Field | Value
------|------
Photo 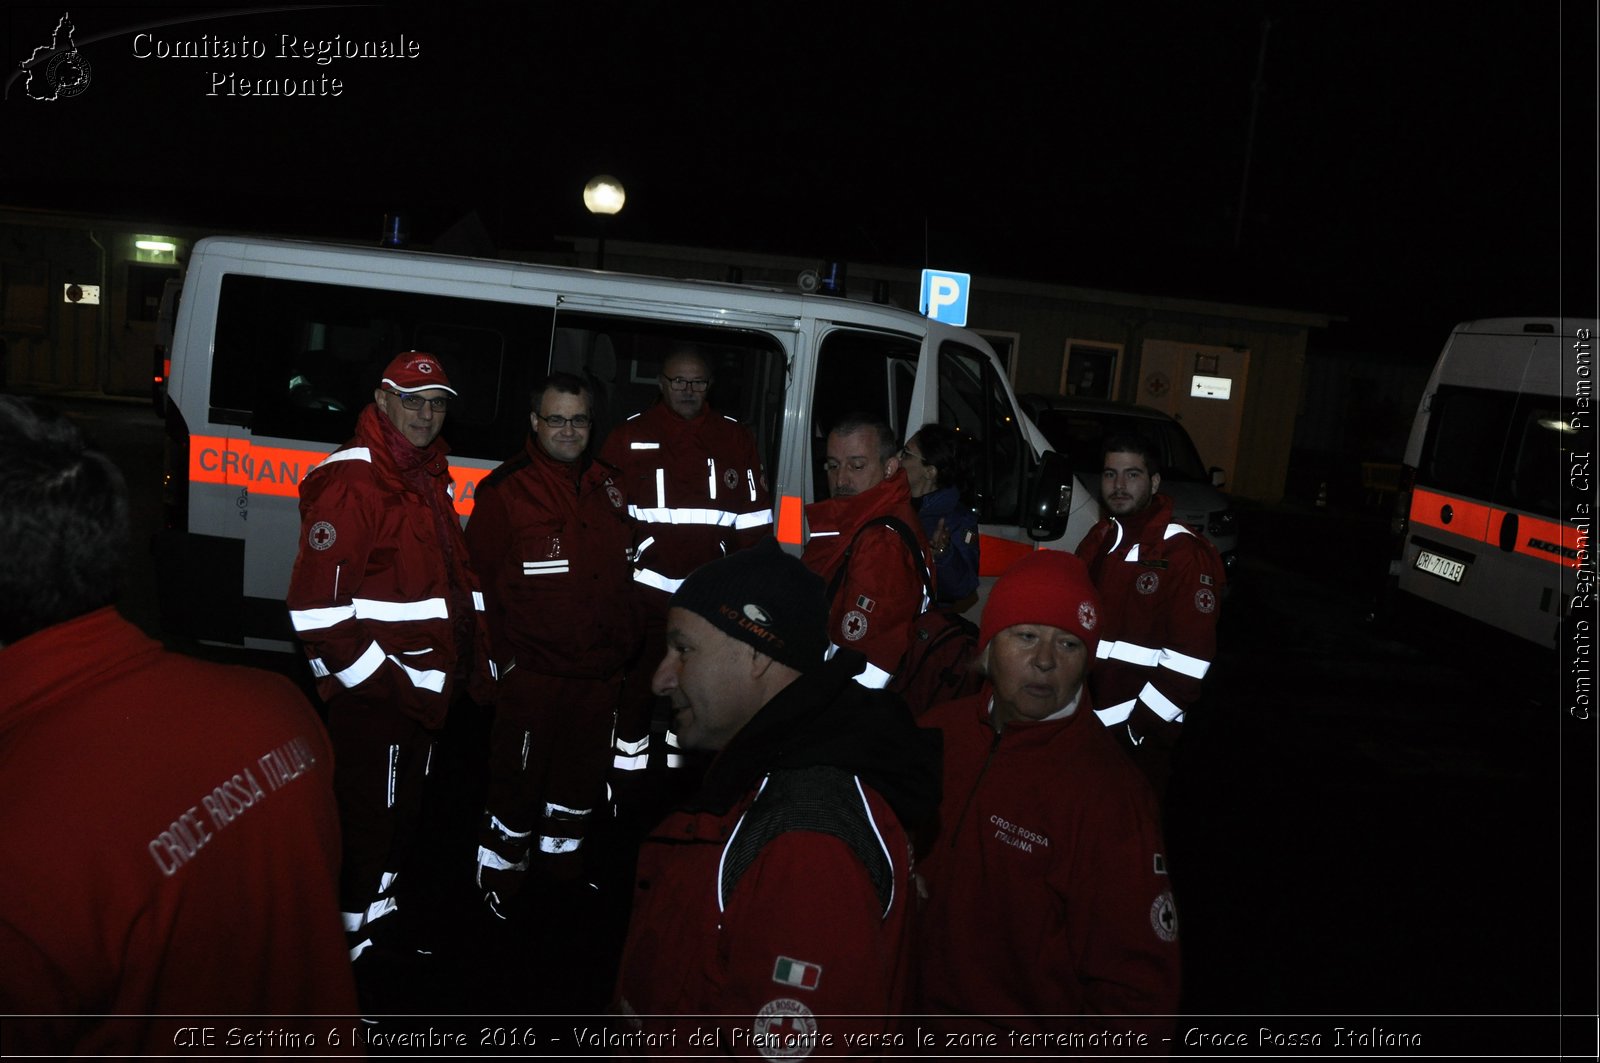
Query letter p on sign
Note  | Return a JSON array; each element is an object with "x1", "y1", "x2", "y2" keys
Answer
[{"x1": 920, "y1": 269, "x2": 971, "y2": 326}]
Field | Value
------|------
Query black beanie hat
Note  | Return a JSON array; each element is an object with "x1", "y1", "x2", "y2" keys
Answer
[{"x1": 671, "y1": 539, "x2": 829, "y2": 672}]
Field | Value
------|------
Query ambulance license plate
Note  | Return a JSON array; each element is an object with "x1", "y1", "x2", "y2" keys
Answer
[{"x1": 1414, "y1": 550, "x2": 1466, "y2": 584}]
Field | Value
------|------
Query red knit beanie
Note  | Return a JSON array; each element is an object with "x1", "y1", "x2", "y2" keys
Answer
[{"x1": 978, "y1": 550, "x2": 1103, "y2": 656}]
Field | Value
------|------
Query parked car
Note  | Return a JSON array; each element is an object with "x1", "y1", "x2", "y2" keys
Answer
[{"x1": 1020, "y1": 393, "x2": 1238, "y2": 572}]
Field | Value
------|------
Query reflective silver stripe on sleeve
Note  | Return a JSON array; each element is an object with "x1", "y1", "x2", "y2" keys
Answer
[
  {"x1": 473, "y1": 591, "x2": 485, "y2": 611},
  {"x1": 1159, "y1": 647, "x2": 1211, "y2": 678},
  {"x1": 1094, "y1": 697, "x2": 1137, "y2": 726},
  {"x1": 735, "y1": 508, "x2": 774, "y2": 530},
  {"x1": 388, "y1": 655, "x2": 447, "y2": 693},
  {"x1": 1097, "y1": 639, "x2": 1163, "y2": 668},
  {"x1": 633, "y1": 567, "x2": 684, "y2": 594},
  {"x1": 523, "y1": 560, "x2": 571, "y2": 575},
  {"x1": 334, "y1": 641, "x2": 387, "y2": 688},
  {"x1": 538, "y1": 836, "x2": 582, "y2": 854},
  {"x1": 544, "y1": 801, "x2": 590, "y2": 818},
  {"x1": 614, "y1": 735, "x2": 650, "y2": 772},
  {"x1": 630, "y1": 441, "x2": 660, "y2": 450},
  {"x1": 854, "y1": 659, "x2": 893, "y2": 689},
  {"x1": 1138, "y1": 681, "x2": 1187, "y2": 723},
  {"x1": 352, "y1": 596, "x2": 449, "y2": 622},
  {"x1": 1163, "y1": 523, "x2": 1193, "y2": 539},
  {"x1": 308, "y1": 657, "x2": 331, "y2": 678},
  {"x1": 319, "y1": 447, "x2": 372, "y2": 467},
  {"x1": 475, "y1": 846, "x2": 529, "y2": 873},
  {"x1": 290, "y1": 604, "x2": 356, "y2": 632}
]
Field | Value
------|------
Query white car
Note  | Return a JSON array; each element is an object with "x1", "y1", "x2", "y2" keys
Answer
[{"x1": 1020, "y1": 394, "x2": 1239, "y2": 573}]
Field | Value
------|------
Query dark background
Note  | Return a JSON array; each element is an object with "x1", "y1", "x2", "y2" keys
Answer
[{"x1": 4, "y1": 1, "x2": 1596, "y2": 356}]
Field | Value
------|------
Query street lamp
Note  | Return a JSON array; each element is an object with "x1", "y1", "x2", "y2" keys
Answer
[{"x1": 583, "y1": 174, "x2": 625, "y2": 269}]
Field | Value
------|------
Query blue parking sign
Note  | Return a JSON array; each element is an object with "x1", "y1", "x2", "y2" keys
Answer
[{"x1": 920, "y1": 269, "x2": 971, "y2": 326}]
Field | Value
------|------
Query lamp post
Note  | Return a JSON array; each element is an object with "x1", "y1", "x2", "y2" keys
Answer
[{"x1": 583, "y1": 174, "x2": 626, "y2": 269}]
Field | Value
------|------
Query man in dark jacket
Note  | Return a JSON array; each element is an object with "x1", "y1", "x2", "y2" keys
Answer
[
  {"x1": 467, "y1": 372, "x2": 641, "y2": 912},
  {"x1": 613, "y1": 540, "x2": 940, "y2": 1048}
]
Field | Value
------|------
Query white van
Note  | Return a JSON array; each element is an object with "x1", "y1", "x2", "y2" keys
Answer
[
  {"x1": 1392, "y1": 317, "x2": 1593, "y2": 648},
  {"x1": 154, "y1": 235, "x2": 1097, "y2": 651}
]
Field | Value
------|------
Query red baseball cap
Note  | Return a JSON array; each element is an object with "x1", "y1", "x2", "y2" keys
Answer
[{"x1": 380, "y1": 351, "x2": 457, "y2": 396}]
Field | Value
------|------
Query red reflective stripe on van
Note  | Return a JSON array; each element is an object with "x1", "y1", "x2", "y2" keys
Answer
[
  {"x1": 1411, "y1": 488, "x2": 1576, "y2": 568},
  {"x1": 1408, "y1": 488, "x2": 1492, "y2": 542},
  {"x1": 776, "y1": 494, "x2": 805, "y2": 545},
  {"x1": 978, "y1": 534, "x2": 1039, "y2": 576},
  {"x1": 188, "y1": 435, "x2": 484, "y2": 516},
  {"x1": 1510, "y1": 512, "x2": 1581, "y2": 567}
]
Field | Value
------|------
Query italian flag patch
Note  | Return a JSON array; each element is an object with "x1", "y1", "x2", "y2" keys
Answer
[{"x1": 772, "y1": 956, "x2": 822, "y2": 990}]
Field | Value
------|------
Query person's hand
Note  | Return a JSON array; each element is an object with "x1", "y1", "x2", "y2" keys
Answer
[{"x1": 931, "y1": 517, "x2": 950, "y2": 560}]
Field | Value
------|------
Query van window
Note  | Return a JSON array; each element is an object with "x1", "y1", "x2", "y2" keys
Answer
[
  {"x1": 811, "y1": 327, "x2": 920, "y2": 499},
  {"x1": 1419, "y1": 384, "x2": 1567, "y2": 518},
  {"x1": 1031, "y1": 408, "x2": 1210, "y2": 483},
  {"x1": 211, "y1": 275, "x2": 552, "y2": 457},
  {"x1": 552, "y1": 311, "x2": 787, "y2": 479},
  {"x1": 938, "y1": 341, "x2": 1026, "y2": 523}
]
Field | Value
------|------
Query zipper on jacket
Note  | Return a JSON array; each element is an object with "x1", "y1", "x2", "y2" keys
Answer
[{"x1": 948, "y1": 725, "x2": 1004, "y2": 849}]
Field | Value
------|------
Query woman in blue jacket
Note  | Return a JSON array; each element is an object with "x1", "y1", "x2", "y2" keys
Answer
[{"x1": 900, "y1": 423, "x2": 980, "y2": 608}]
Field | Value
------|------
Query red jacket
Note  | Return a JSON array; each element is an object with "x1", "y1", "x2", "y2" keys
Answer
[
  {"x1": 1074, "y1": 492, "x2": 1223, "y2": 747},
  {"x1": 287, "y1": 404, "x2": 493, "y2": 727},
  {"x1": 598, "y1": 402, "x2": 772, "y2": 604},
  {"x1": 614, "y1": 654, "x2": 938, "y2": 1052},
  {"x1": 0, "y1": 608, "x2": 358, "y2": 1055},
  {"x1": 802, "y1": 471, "x2": 930, "y2": 686},
  {"x1": 916, "y1": 691, "x2": 1180, "y2": 1038},
  {"x1": 464, "y1": 438, "x2": 641, "y2": 681}
]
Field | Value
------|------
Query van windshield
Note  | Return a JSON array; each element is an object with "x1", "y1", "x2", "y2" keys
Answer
[{"x1": 1032, "y1": 409, "x2": 1210, "y2": 483}]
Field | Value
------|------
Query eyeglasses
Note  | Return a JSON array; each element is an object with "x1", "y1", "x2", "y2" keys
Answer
[
  {"x1": 536, "y1": 413, "x2": 592, "y2": 429},
  {"x1": 899, "y1": 447, "x2": 926, "y2": 463},
  {"x1": 664, "y1": 377, "x2": 710, "y2": 392},
  {"x1": 386, "y1": 389, "x2": 448, "y2": 412}
]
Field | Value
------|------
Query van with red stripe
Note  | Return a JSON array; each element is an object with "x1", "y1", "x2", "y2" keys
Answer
[
  {"x1": 154, "y1": 236, "x2": 1098, "y2": 651},
  {"x1": 1392, "y1": 317, "x2": 1593, "y2": 648}
]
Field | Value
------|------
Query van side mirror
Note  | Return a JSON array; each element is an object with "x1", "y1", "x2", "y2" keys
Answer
[
  {"x1": 1210, "y1": 466, "x2": 1226, "y2": 489},
  {"x1": 1025, "y1": 449, "x2": 1073, "y2": 541}
]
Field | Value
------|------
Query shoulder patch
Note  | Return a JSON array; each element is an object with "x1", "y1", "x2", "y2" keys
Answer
[
  {"x1": 753, "y1": 998, "x2": 818, "y2": 1059},
  {"x1": 722, "y1": 766, "x2": 894, "y2": 917}
]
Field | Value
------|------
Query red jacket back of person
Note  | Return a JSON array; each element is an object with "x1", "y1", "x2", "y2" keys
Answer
[
  {"x1": 465, "y1": 438, "x2": 641, "y2": 680},
  {"x1": 916, "y1": 691, "x2": 1180, "y2": 1039},
  {"x1": 288, "y1": 404, "x2": 493, "y2": 726},
  {"x1": 0, "y1": 608, "x2": 359, "y2": 1055},
  {"x1": 802, "y1": 470, "x2": 930, "y2": 687},
  {"x1": 598, "y1": 402, "x2": 772, "y2": 602}
]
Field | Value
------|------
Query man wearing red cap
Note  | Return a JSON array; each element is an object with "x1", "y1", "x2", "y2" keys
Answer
[
  {"x1": 915, "y1": 550, "x2": 1180, "y2": 1040},
  {"x1": 286, "y1": 351, "x2": 493, "y2": 995}
]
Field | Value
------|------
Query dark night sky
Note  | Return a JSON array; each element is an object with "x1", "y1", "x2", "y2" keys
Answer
[{"x1": 4, "y1": 1, "x2": 1596, "y2": 354}]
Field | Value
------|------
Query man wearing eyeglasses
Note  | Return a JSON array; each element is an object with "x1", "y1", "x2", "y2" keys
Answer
[
  {"x1": 801, "y1": 414, "x2": 931, "y2": 689},
  {"x1": 467, "y1": 371, "x2": 641, "y2": 916},
  {"x1": 598, "y1": 347, "x2": 772, "y2": 821},
  {"x1": 286, "y1": 351, "x2": 493, "y2": 1007}
]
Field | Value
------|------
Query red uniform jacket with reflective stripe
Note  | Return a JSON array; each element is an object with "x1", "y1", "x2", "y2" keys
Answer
[
  {"x1": 916, "y1": 692, "x2": 1180, "y2": 1035},
  {"x1": 802, "y1": 471, "x2": 931, "y2": 682},
  {"x1": 1074, "y1": 492, "x2": 1223, "y2": 746},
  {"x1": 597, "y1": 402, "x2": 772, "y2": 606},
  {"x1": 0, "y1": 608, "x2": 359, "y2": 1055},
  {"x1": 465, "y1": 437, "x2": 641, "y2": 681},
  {"x1": 286, "y1": 405, "x2": 492, "y2": 727}
]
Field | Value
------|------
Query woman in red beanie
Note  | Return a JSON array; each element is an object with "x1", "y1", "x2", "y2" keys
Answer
[{"x1": 914, "y1": 550, "x2": 1181, "y2": 1042}]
